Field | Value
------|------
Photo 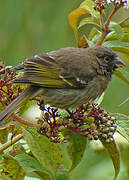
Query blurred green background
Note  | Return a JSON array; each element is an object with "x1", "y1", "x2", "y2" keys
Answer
[
  {"x1": 0, "y1": 0, "x2": 128, "y2": 115},
  {"x1": 0, "y1": 1, "x2": 129, "y2": 180}
]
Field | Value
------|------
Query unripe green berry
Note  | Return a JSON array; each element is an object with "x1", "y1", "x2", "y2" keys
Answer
[
  {"x1": 56, "y1": 117, "x2": 63, "y2": 124},
  {"x1": 90, "y1": 123, "x2": 96, "y2": 130},
  {"x1": 94, "y1": 135, "x2": 98, "y2": 140},
  {"x1": 108, "y1": 132, "x2": 113, "y2": 137},
  {"x1": 87, "y1": 134, "x2": 94, "y2": 140},
  {"x1": 102, "y1": 117, "x2": 108, "y2": 122},
  {"x1": 111, "y1": 116, "x2": 116, "y2": 121},
  {"x1": 107, "y1": 115, "x2": 111, "y2": 120},
  {"x1": 102, "y1": 127, "x2": 110, "y2": 133},
  {"x1": 110, "y1": 127, "x2": 116, "y2": 132},
  {"x1": 102, "y1": 133, "x2": 108, "y2": 139},
  {"x1": 42, "y1": 122, "x2": 48, "y2": 128},
  {"x1": 106, "y1": 121, "x2": 112, "y2": 127}
]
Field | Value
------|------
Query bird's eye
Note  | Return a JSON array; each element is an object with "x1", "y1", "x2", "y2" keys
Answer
[{"x1": 104, "y1": 56, "x2": 112, "y2": 62}]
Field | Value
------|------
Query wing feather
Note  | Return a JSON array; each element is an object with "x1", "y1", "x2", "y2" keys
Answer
[{"x1": 14, "y1": 53, "x2": 88, "y2": 89}]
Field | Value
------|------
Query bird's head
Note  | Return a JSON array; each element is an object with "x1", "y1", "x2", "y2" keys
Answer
[{"x1": 92, "y1": 46, "x2": 125, "y2": 77}]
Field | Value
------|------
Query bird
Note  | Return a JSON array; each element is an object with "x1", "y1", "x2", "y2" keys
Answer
[{"x1": 0, "y1": 46, "x2": 125, "y2": 123}]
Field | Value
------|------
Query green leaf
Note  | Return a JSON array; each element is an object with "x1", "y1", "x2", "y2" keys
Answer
[
  {"x1": 1, "y1": 174, "x2": 10, "y2": 180},
  {"x1": 103, "y1": 40, "x2": 129, "y2": 49},
  {"x1": 119, "y1": 18, "x2": 129, "y2": 28},
  {"x1": 94, "y1": 92, "x2": 105, "y2": 105},
  {"x1": 14, "y1": 153, "x2": 46, "y2": 172},
  {"x1": 105, "y1": 31, "x2": 118, "y2": 41},
  {"x1": 14, "y1": 153, "x2": 51, "y2": 180},
  {"x1": 114, "y1": 69, "x2": 129, "y2": 86},
  {"x1": 114, "y1": 113, "x2": 129, "y2": 142},
  {"x1": 109, "y1": 22, "x2": 124, "y2": 40},
  {"x1": 88, "y1": 27, "x2": 100, "y2": 41},
  {"x1": 111, "y1": 46, "x2": 129, "y2": 64},
  {"x1": 99, "y1": 138, "x2": 120, "y2": 180},
  {"x1": 123, "y1": 53, "x2": 129, "y2": 64},
  {"x1": 63, "y1": 130, "x2": 87, "y2": 171},
  {"x1": 78, "y1": 17, "x2": 100, "y2": 29},
  {"x1": 23, "y1": 127, "x2": 62, "y2": 178},
  {"x1": 18, "y1": 99, "x2": 35, "y2": 116},
  {"x1": 122, "y1": 32, "x2": 129, "y2": 43},
  {"x1": 103, "y1": 41, "x2": 129, "y2": 63},
  {"x1": 78, "y1": 35, "x2": 89, "y2": 48},
  {"x1": 69, "y1": 8, "x2": 91, "y2": 40},
  {"x1": 105, "y1": 31, "x2": 129, "y2": 43},
  {"x1": 2, "y1": 154, "x2": 25, "y2": 180},
  {"x1": 80, "y1": 0, "x2": 100, "y2": 18},
  {"x1": 56, "y1": 169, "x2": 71, "y2": 180}
]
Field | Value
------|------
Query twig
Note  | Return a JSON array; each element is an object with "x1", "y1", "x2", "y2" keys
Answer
[
  {"x1": 12, "y1": 113, "x2": 38, "y2": 126},
  {"x1": 0, "y1": 133, "x2": 23, "y2": 153},
  {"x1": 95, "y1": 3, "x2": 123, "y2": 46}
]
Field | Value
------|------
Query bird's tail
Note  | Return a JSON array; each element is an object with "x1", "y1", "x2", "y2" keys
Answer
[{"x1": 0, "y1": 86, "x2": 39, "y2": 123}]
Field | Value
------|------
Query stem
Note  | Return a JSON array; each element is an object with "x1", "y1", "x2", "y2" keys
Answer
[
  {"x1": 12, "y1": 113, "x2": 38, "y2": 126},
  {"x1": 95, "y1": 3, "x2": 123, "y2": 46},
  {"x1": 100, "y1": 11, "x2": 104, "y2": 28},
  {"x1": 0, "y1": 133, "x2": 23, "y2": 153}
]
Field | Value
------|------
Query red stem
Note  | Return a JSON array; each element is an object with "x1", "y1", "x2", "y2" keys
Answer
[
  {"x1": 12, "y1": 113, "x2": 38, "y2": 126},
  {"x1": 95, "y1": 3, "x2": 123, "y2": 46}
]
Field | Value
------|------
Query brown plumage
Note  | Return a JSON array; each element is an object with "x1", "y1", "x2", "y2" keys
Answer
[{"x1": 0, "y1": 46, "x2": 125, "y2": 123}]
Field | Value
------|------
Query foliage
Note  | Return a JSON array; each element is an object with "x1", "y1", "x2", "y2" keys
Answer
[{"x1": 0, "y1": 0, "x2": 129, "y2": 180}]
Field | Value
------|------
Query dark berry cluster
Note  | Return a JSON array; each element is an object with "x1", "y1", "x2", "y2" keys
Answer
[
  {"x1": 94, "y1": 0, "x2": 106, "y2": 12},
  {"x1": 37, "y1": 103, "x2": 117, "y2": 143},
  {"x1": 87, "y1": 108, "x2": 117, "y2": 142},
  {"x1": 0, "y1": 63, "x2": 23, "y2": 109}
]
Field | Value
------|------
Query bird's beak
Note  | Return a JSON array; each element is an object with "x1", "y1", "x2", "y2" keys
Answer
[{"x1": 114, "y1": 57, "x2": 125, "y2": 68}]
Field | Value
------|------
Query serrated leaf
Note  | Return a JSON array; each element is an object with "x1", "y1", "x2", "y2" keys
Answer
[
  {"x1": 80, "y1": 0, "x2": 100, "y2": 18},
  {"x1": 88, "y1": 27, "x2": 100, "y2": 40},
  {"x1": 23, "y1": 127, "x2": 62, "y2": 178},
  {"x1": 114, "y1": 69, "x2": 129, "y2": 86},
  {"x1": 78, "y1": 35, "x2": 89, "y2": 48},
  {"x1": 2, "y1": 154, "x2": 25, "y2": 180},
  {"x1": 63, "y1": 130, "x2": 87, "y2": 171},
  {"x1": 69, "y1": 8, "x2": 91, "y2": 40},
  {"x1": 99, "y1": 138, "x2": 120, "y2": 180},
  {"x1": 114, "y1": 113, "x2": 129, "y2": 142},
  {"x1": 78, "y1": 17, "x2": 100, "y2": 29},
  {"x1": 109, "y1": 22, "x2": 124, "y2": 40}
]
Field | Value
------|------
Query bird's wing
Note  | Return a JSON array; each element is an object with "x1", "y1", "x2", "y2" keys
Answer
[{"x1": 14, "y1": 54, "x2": 87, "y2": 89}]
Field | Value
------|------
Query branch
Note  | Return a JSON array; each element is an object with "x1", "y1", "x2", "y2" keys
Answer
[
  {"x1": 0, "y1": 133, "x2": 23, "y2": 153},
  {"x1": 12, "y1": 113, "x2": 38, "y2": 126},
  {"x1": 95, "y1": 2, "x2": 123, "y2": 46}
]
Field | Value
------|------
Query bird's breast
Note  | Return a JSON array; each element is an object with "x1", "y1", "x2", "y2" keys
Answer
[{"x1": 41, "y1": 75, "x2": 111, "y2": 109}]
